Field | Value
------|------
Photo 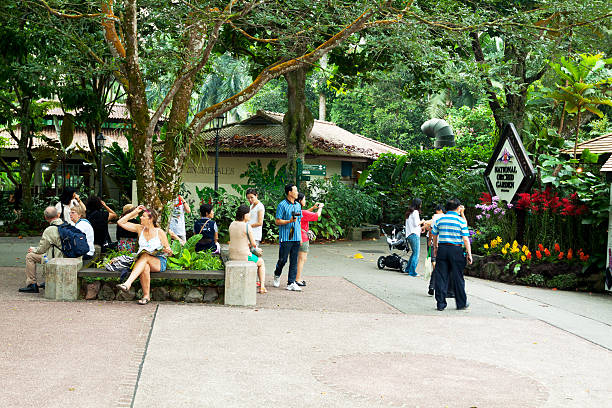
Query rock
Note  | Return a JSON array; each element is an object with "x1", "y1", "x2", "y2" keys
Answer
[
  {"x1": 184, "y1": 288, "x2": 203, "y2": 303},
  {"x1": 581, "y1": 273, "x2": 605, "y2": 292},
  {"x1": 151, "y1": 286, "x2": 169, "y2": 301},
  {"x1": 169, "y1": 286, "x2": 186, "y2": 302},
  {"x1": 85, "y1": 281, "x2": 101, "y2": 300},
  {"x1": 483, "y1": 262, "x2": 502, "y2": 280},
  {"x1": 98, "y1": 283, "x2": 116, "y2": 301},
  {"x1": 116, "y1": 286, "x2": 136, "y2": 301},
  {"x1": 203, "y1": 287, "x2": 219, "y2": 303}
]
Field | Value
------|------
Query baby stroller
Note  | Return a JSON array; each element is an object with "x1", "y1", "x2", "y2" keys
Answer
[{"x1": 377, "y1": 223, "x2": 411, "y2": 271}]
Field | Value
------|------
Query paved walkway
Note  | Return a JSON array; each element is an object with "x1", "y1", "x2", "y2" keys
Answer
[{"x1": 1, "y1": 236, "x2": 611, "y2": 407}]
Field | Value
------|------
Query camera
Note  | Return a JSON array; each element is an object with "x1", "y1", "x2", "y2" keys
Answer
[{"x1": 291, "y1": 211, "x2": 301, "y2": 217}]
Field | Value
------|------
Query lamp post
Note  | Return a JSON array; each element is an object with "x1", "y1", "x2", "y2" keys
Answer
[
  {"x1": 213, "y1": 114, "x2": 225, "y2": 194},
  {"x1": 95, "y1": 132, "x2": 106, "y2": 197}
]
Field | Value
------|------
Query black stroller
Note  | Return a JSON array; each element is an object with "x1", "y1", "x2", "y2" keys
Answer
[{"x1": 377, "y1": 223, "x2": 411, "y2": 271}]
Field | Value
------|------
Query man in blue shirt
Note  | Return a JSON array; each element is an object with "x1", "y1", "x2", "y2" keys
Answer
[
  {"x1": 273, "y1": 184, "x2": 303, "y2": 291},
  {"x1": 431, "y1": 198, "x2": 472, "y2": 311}
]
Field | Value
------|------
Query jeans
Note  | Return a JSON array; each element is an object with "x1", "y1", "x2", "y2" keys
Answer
[
  {"x1": 406, "y1": 234, "x2": 420, "y2": 275},
  {"x1": 274, "y1": 241, "x2": 300, "y2": 284},
  {"x1": 434, "y1": 244, "x2": 468, "y2": 309}
]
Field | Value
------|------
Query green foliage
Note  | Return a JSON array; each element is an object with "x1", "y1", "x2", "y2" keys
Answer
[
  {"x1": 308, "y1": 176, "x2": 381, "y2": 236},
  {"x1": 362, "y1": 147, "x2": 490, "y2": 224},
  {"x1": 445, "y1": 104, "x2": 497, "y2": 148},
  {"x1": 518, "y1": 273, "x2": 545, "y2": 287},
  {"x1": 546, "y1": 273, "x2": 579, "y2": 290},
  {"x1": 167, "y1": 235, "x2": 223, "y2": 271}
]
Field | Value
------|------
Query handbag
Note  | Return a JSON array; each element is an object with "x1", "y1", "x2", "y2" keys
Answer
[
  {"x1": 423, "y1": 246, "x2": 433, "y2": 279},
  {"x1": 246, "y1": 223, "x2": 263, "y2": 257}
]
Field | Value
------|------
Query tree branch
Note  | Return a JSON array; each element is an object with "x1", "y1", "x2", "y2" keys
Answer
[
  {"x1": 0, "y1": 157, "x2": 18, "y2": 185},
  {"x1": 35, "y1": 0, "x2": 104, "y2": 19}
]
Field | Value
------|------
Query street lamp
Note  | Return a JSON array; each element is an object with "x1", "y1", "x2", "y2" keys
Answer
[
  {"x1": 213, "y1": 114, "x2": 225, "y2": 193},
  {"x1": 95, "y1": 132, "x2": 106, "y2": 197}
]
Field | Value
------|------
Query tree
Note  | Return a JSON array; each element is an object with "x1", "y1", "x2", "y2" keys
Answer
[{"x1": 37, "y1": 0, "x2": 414, "y2": 208}]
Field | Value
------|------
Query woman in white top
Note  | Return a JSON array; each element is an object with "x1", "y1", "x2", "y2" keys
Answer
[
  {"x1": 116, "y1": 205, "x2": 172, "y2": 304},
  {"x1": 246, "y1": 188, "x2": 265, "y2": 246},
  {"x1": 55, "y1": 187, "x2": 86, "y2": 225},
  {"x1": 404, "y1": 198, "x2": 425, "y2": 276},
  {"x1": 229, "y1": 205, "x2": 266, "y2": 294}
]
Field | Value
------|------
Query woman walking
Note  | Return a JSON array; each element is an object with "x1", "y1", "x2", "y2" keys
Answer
[
  {"x1": 295, "y1": 193, "x2": 323, "y2": 287},
  {"x1": 405, "y1": 198, "x2": 424, "y2": 276},
  {"x1": 116, "y1": 206, "x2": 172, "y2": 304}
]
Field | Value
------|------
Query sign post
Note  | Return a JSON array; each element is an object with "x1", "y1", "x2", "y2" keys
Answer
[
  {"x1": 484, "y1": 123, "x2": 535, "y2": 203},
  {"x1": 296, "y1": 159, "x2": 326, "y2": 184}
]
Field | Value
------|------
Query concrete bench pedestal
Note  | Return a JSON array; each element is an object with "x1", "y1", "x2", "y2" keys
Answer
[
  {"x1": 44, "y1": 258, "x2": 83, "y2": 301},
  {"x1": 224, "y1": 261, "x2": 257, "y2": 306}
]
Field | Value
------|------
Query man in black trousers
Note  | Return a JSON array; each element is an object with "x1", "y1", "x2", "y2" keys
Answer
[{"x1": 431, "y1": 199, "x2": 472, "y2": 311}]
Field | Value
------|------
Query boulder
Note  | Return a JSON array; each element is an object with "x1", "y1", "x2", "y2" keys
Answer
[
  {"x1": 85, "y1": 281, "x2": 101, "y2": 300},
  {"x1": 169, "y1": 286, "x2": 186, "y2": 302},
  {"x1": 185, "y1": 288, "x2": 203, "y2": 303},
  {"x1": 483, "y1": 262, "x2": 502, "y2": 280},
  {"x1": 203, "y1": 287, "x2": 219, "y2": 303},
  {"x1": 151, "y1": 286, "x2": 169, "y2": 301},
  {"x1": 98, "y1": 283, "x2": 116, "y2": 301},
  {"x1": 116, "y1": 286, "x2": 136, "y2": 301}
]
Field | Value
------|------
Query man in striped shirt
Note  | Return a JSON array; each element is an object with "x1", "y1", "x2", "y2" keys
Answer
[
  {"x1": 431, "y1": 198, "x2": 472, "y2": 311},
  {"x1": 273, "y1": 184, "x2": 303, "y2": 291}
]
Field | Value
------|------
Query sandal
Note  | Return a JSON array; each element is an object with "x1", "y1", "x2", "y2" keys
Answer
[
  {"x1": 137, "y1": 297, "x2": 150, "y2": 305},
  {"x1": 259, "y1": 287, "x2": 267, "y2": 294},
  {"x1": 116, "y1": 284, "x2": 129, "y2": 293}
]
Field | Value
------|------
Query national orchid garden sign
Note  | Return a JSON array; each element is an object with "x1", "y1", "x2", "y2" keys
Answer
[{"x1": 484, "y1": 123, "x2": 535, "y2": 203}]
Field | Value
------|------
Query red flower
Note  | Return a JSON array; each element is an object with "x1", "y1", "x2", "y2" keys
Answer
[
  {"x1": 516, "y1": 193, "x2": 531, "y2": 210},
  {"x1": 567, "y1": 249, "x2": 573, "y2": 260},
  {"x1": 536, "y1": 250, "x2": 542, "y2": 260},
  {"x1": 554, "y1": 243, "x2": 560, "y2": 253},
  {"x1": 526, "y1": 252, "x2": 532, "y2": 260},
  {"x1": 558, "y1": 252, "x2": 564, "y2": 260},
  {"x1": 538, "y1": 244, "x2": 544, "y2": 251},
  {"x1": 479, "y1": 192, "x2": 492, "y2": 204},
  {"x1": 544, "y1": 248, "x2": 551, "y2": 257}
]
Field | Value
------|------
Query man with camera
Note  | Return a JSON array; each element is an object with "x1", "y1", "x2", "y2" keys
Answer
[{"x1": 273, "y1": 184, "x2": 303, "y2": 291}]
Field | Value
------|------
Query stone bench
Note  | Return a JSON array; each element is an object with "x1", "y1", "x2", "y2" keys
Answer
[
  {"x1": 44, "y1": 258, "x2": 257, "y2": 306},
  {"x1": 348, "y1": 225, "x2": 380, "y2": 241}
]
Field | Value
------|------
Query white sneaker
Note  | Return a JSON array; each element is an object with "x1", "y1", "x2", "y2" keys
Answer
[
  {"x1": 273, "y1": 275, "x2": 280, "y2": 287},
  {"x1": 286, "y1": 282, "x2": 302, "y2": 291}
]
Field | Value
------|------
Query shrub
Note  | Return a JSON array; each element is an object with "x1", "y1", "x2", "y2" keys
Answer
[{"x1": 546, "y1": 273, "x2": 578, "y2": 290}]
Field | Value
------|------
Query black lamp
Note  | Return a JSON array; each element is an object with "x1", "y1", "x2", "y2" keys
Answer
[
  {"x1": 95, "y1": 132, "x2": 106, "y2": 197},
  {"x1": 213, "y1": 114, "x2": 225, "y2": 193}
]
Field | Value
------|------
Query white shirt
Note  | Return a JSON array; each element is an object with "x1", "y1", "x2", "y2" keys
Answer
[
  {"x1": 169, "y1": 197, "x2": 186, "y2": 237},
  {"x1": 75, "y1": 218, "x2": 95, "y2": 256},
  {"x1": 248, "y1": 201, "x2": 265, "y2": 241},
  {"x1": 55, "y1": 199, "x2": 79, "y2": 226},
  {"x1": 406, "y1": 210, "x2": 421, "y2": 236}
]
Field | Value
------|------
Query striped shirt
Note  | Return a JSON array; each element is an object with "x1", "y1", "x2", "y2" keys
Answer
[
  {"x1": 431, "y1": 211, "x2": 469, "y2": 245},
  {"x1": 276, "y1": 199, "x2": 302, "y2": 242}
]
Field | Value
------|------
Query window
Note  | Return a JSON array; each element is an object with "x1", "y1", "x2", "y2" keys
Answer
[{"x1": 341, "y1": 161, "x2": 352, "y2": 178}]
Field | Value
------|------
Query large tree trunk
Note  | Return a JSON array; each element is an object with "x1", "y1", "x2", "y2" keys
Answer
[
  {"x1": 283, "y1": 68, "x2": 314, "y2": 179},
  {"x1": 17, "y1": 99, "x2": 34, "y2": 205}
]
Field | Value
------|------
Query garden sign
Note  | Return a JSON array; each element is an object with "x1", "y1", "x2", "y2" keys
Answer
[{"x1": 484, "y1": 123, "x2": 535, "y2": 203}]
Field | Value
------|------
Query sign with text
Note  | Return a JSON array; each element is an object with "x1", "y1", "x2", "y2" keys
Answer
[
  {"x1": 302, "y1": 164, "x2": 326, "y2": 176},
  {"x1": 484, "y1": 123, "x2": 535, "y2": 203}
]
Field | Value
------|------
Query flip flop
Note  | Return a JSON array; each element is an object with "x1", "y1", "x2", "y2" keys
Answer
[
  {"x1": 259, "y1": 287, "x2": 267, "y2": 294},
  {"x1": 116, "y1": 284, "x2": 129, "y2": 293},
  {"x1": 137, "y1": 297, "x2": 150, "y2": 305}
]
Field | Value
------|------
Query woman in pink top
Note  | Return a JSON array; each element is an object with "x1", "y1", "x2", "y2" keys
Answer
[{"x1": 295, "y1": 193, "x2": 323, "y2": 287}]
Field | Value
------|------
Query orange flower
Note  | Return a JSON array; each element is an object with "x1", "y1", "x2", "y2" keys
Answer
[
  {"x1": 567, "y1": 249, "x2": 573, "y2": 260},
  {"x1": 558, "y1": 252, "x2": 564, "y2": 260},
  {"x1": 554, "y1": 243, "x2": 560, "y2": 253},
  {"x1": 538, "y1": 243, "x2": 544, "y2": 251},
  {"x1": 544, "y1": 248, "x2": 551, "y2": 257},
  {"x1": 526, "y1": 252, "x2": 532, "y2": 260},
  {"x1": 536, "y1": 250, "x2": 542, "y2": 260}
]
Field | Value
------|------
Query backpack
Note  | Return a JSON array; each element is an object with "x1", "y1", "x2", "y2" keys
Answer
[{"x1": 53, "y1": 222, "x2": 90, "y2": 258}]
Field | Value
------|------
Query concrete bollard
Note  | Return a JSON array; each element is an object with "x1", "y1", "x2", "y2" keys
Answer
[
  {"x1": 44, "y1": 258, "x2": 83, "y2": 301},
  {"x1": 224, "y1": 261, "x2": 257, "y2": 306}
]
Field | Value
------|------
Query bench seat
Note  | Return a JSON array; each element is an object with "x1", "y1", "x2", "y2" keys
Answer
[{"x1": 78, "y1": 268, "x2": 224, "y2": 280}]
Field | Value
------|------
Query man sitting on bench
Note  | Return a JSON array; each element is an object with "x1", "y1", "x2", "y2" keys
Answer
[{"x1": 18, "y1": 207, "x2": 64, "y2": 293}]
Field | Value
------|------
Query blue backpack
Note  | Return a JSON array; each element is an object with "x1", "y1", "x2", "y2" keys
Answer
[{"x1": 54, "y1": 222, "x2": 90, "y2": 258}]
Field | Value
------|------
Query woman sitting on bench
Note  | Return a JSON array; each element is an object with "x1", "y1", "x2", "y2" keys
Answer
[{"x1": 116, "y1": 205, "x2": 172, "y2": 305}]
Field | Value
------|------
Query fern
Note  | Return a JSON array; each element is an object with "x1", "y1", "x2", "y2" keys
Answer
[{"x1": 184, "y1": 234, "x2": 202, "y2": 252}]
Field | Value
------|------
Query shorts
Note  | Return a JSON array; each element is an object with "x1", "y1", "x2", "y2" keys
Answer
[
  {"x1": 299, "y1": 241, "x2": 310, "y2": 253},
  {"x1": 156, "y1": 255, "x2": 168, "y2": 272},
  {"x1": 247, "y1": 253, "x2": 259, "y2": 263}
]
